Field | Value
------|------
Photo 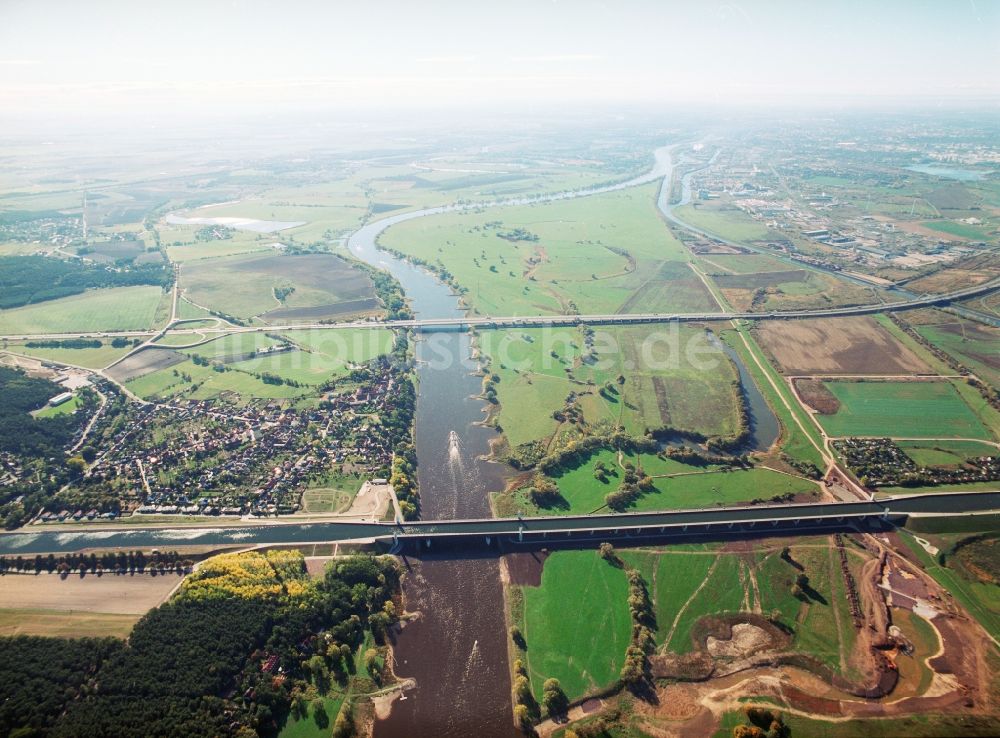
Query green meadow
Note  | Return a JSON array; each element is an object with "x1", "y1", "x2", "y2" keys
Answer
[
  {"x1": 898, "y1": 439, "x2": 998, "y2": 466},
  {"x1": 0, "y1": 286, "x2": 163, "y2": 334},
  {"x1": 915, "y1": 321, "x2": 1000, "y2": 387},
  {"x1": 817, "y1": 380, "x2": 993, "y2": 440},
  {"x1": 380, "y1": 183, "x2": 718, "y2": 317},
  {"x1": 482, "y1": 324, "x2": 742, "y2": 447},
  {"x1": 519, "y1": 539, "x2": 863, "y2": 710},
  {"x1": 499, "y1": 447, "x2": 819, "y2": 516},
  {"x1": 520, "y1": 550, "x2": 631, "y2": 702},
  {"x1": 919, "y1": 220, "x2": 989, "y2": 240},
  {"x1": 672, "y1": 203, "x2": 772, "y2": 242},
  {"x1": 621, "y1": 540, "x2": 858, "y2": 672},
  {"x1": 10, "y1": 342, "x2": 132, "y2": 370}
]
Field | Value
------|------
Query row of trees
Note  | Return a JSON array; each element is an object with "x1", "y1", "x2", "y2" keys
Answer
[{"x1": 0, "y1": 549, "x2": 189, "y2": 576}]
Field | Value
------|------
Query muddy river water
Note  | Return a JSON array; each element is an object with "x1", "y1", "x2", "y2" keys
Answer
[
  {"x1": 0, "y1": 144, "x2": 783, "y2": 735},
  {"x1": 345, "y1": 145, "x2": 779, "y2": 736}
]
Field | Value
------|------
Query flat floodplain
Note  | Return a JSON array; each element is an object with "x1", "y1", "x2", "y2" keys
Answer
[
  {"x1": 515, "y1": 536, "x2": 867, "y2": 706},
  {"x1": 0, "y1": 572, "x2": 182, "y2": 637},
  {"x1": 520, "y1": 550, "x2": 631, "y2": 702},
  {"x1": 915, "y1": 318, "x2": 1000, "y2": 387},
  {"x1": 755, "y1": 316, "x2": 930, "y2": 375},
  {"x1": 181, "y1": 252, "x2": 378, "y2": 322},
  {"x1": 0, "y1": 285, "x2": 163, "y2": 334},
  {"x1": 380, "y1": 183, "x2": 719, "y2": 317},
  {"x1": 816, "y1": 380, "x2": 993, "y2": 439},
  {"x1": 124, "y1": 328, "x2": 394, "y2": 401},
  {"x1": 483, "y1": 324, "x2": 741, "y2": 448}
]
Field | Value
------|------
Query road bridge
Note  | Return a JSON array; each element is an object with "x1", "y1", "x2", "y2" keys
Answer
[
  {"x1": 2, "y1": 491, "x2": 997, "y2": 555},
  {"x1": 2, "y1": 277, "x2": 998, "y2": 342}
]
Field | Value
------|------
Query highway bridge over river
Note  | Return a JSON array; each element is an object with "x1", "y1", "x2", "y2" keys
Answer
[
  {"x1": 2, "y1": 492, "x2": 998, "y2": 555},
  {"x1": 2, "y1": 276, "x2": 998, "y2": 343}
]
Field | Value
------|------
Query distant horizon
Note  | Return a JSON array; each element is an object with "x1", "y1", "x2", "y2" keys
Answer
[{"x1": 1, "y1": 0, "x2": 998, "y2": 130}]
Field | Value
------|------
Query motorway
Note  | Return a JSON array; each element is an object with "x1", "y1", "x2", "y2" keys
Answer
[
  {"x1": 1, "y1": 491, "x2": 998, "y2": 555},
  {"x1": 3, "y1": 276, "x2": 998, "y2": 342}
]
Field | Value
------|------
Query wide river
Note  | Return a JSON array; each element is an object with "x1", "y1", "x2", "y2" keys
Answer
[
  {"x1": 347, "y1": 146, "x2": 678, "y2": 738},
  {"x1": 345, "y1": 145, "x2": 778, "y2": 736},
  {"x1": 0, "y1": 144, "x2": 782, "y2": 736}
]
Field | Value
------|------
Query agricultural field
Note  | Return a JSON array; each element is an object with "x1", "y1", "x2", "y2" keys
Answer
[
  {"x1": 897, "y1": 439, "x2": 999, "y2": 467},
  {"x1": 518, "y1": 550, "x2": 632, "y2": 702},
  {"x1": 673, "y1": 202, "x2": 773, "y2": 242},
  {"x1": 697, "y1": 252, "x2": 792, "y2": 275},
  {"x1": 106, "y1": 348, "x2": 188, "y2": 383},
  {"x1": 0, "y1": 609, "x2": 140, "y2": 639},
  {"x1": 0, "y1": 571, "x2": 181, "y2": 638},
  {"x1": 714, "y1": 268, "x2": 875, "y2": 313},
  {"x1": 720, "y1": 326, "x2": 828, "y2": 470},
  {"x1": 124, "y1": 355, "x2": 308, "y2": 402},
  {"x1": 482, "y1": 324, "x2": 742, "y2": 448},
  {"x1": 380, "y1": 183, "x2": 718, "y2": 317},
  {"x1": 6, "y1": 342, "x2": 133, "y2": 370},
  {"x1": 123, "y1": 328, "x2": 394, "y2": 400},
  {"x1": 903, "y1": 253, "x2": 1000, "y2": 294},
  {"x1": 913, "y1": 318, "x2": 1000, "y2": 387},
  {"x1": 229, "y1": 329, "x2": 393, "y2": 385},
  {"x1": 0, "y1": 285, "x2": 163, "y2": 334},
  {"x1": 166, "y1": 231, "x2": 276, "y2": 263},
  {"x1": 815, "y1": 380, "x2": 993, "y2": 440},
  {"x1": 754, "y1": 316, "x2": 930, "y2": 375},
  {"x1": 919, "y1": 219, "x2": 990, "y2": 240},
  {"x1": 181, "y1": 252, "x2": 378, "y2": 322}
]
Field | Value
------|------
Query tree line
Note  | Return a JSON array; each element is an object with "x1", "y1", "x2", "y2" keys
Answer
[
  {"x1": 0, "y1": 255, "x2": 171, "y2": 309},
  {"x1": 0, "y1": 552, "x2": 400, "y2": 738}
]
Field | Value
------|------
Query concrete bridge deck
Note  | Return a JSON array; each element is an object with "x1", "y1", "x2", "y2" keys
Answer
[
  {"x1": 2, "y1": 277, "x2": 998, "y2": 342},
  {"x1": 2, "y1": 491, "x2": 997, "y2": 555}
]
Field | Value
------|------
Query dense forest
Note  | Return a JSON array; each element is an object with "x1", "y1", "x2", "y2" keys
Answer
[
  {"x1": 0, "y1": 366, "x2": 78, "y2": 458},
  {"x1": 0, "y1": 551, "x2": 400, "y2": 738},
  {"x1": 0, "y1": 255, "x2": 170, "y2": 309},
  {"x1": 0, "y1": 636, "x2": 123, "y2": 737}
]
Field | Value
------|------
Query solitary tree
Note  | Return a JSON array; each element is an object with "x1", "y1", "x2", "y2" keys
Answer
[
  {"x1": 311, "y1": 698, "x2": 329, "y2": 729},
  {"x1": 542, "y1": 678, "x2": 568, "y2": 717}
]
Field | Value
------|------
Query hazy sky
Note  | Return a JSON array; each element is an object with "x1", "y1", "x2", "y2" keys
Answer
[{"x1": 1, "y1": 0, "x2": 998, "y2": 121}]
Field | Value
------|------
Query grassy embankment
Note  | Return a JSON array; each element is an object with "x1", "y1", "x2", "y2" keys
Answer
[
  {"x1": 719, "y1": 325, "x2": 827, "y2": 469},
  {"x1": 896, "y1": 529, "x2": 1000, "y2": 642}
]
